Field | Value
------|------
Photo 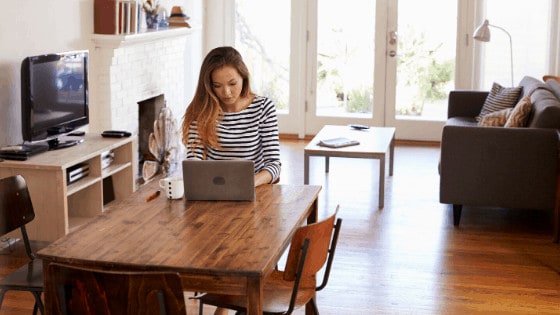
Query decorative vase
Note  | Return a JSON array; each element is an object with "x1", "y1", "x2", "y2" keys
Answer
[{"x1": 146, "y1": 14, "x2": 159, "y2": 30}]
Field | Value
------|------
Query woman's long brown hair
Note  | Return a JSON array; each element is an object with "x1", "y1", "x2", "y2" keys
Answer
[{"x1": 181, "y1": 46, "x2": 253, "y2": 153}]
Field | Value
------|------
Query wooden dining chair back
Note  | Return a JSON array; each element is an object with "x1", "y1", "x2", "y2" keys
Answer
[
  {"x1": 0, "y1": 174, "x2": 44, "y2": 315},
  {"x1": 47, "y1": 263, "x2": 187, "y2": 315},
  {"x1": 197, "y1": 205, "x2": 342, "y2": 315},
  {"x1": 543, "y1": 75, "x2": 560, "y2": 83}
]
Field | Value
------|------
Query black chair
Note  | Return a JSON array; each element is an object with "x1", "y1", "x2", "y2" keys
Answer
[
  {"x1": 47, "y1": 263, "x2": 187, "y2": 315},
  {"x1": 0, "y1": 175, "x2": 44, "y2": 314},
  {"x1": 196, "y1": 206, "x2": 342, "y2": 315}
]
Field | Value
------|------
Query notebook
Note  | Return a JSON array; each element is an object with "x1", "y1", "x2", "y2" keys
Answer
[{"x1": 182, "y1": 159, "x2": 255, "y2": 201}]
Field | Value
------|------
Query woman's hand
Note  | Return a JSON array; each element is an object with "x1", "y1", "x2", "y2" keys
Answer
[{"x1": 254, "y1": 170, "x2": 273, "y2": 187}]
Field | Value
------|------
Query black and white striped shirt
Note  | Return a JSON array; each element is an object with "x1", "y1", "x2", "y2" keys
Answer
[{"x1": 185, "y1": 96, "x2": 281, "y2": 183}]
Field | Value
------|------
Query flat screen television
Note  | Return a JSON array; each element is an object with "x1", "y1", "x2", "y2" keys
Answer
[{"x1": 21, "y1": 50, "x2": 89, "y2": 150}]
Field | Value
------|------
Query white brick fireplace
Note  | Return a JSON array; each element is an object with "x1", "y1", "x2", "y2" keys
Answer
[{"x1": 89, "y1": 28, "x2": 193, "y2": 135}]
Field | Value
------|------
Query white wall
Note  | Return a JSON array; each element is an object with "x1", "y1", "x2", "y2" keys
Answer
[
  {"x1": 0, "y1": 0, "x2": 92, "y2": 146},
  {"x1": 0, "y1": 0, "x2": 203, "y2": 147}
]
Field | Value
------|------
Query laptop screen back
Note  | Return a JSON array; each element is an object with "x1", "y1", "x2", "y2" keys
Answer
[{"x1": 182, "y1": 160, "x2": 255, "y2": 201}]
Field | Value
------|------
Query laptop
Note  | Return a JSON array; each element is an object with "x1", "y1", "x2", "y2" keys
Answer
[{"x1": 182, "y1": 159, "x2": 255, "y2": 201}]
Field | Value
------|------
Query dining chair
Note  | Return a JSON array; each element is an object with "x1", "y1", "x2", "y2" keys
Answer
[
  {"x1": 0, "y1": 175, "x2": 44, "y2": 315},
  {"x1": 196, "y1": 205, "x2": 343, "y2": 315},
  {"x1": 46, "y1": 263, "x2": 187, "y2": 315}
]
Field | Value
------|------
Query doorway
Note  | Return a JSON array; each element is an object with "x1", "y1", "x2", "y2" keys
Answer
[
  {"x1": 227, "y1": 0, "x2": 560, "y2": 139},
  {"x1": 235, "y1": 0, "x2": 457, "y2": 140}
]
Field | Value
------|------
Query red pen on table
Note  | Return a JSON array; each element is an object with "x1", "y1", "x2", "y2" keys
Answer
[{"x1": 146, "y1": 190, "x2": 161, "y2": 202}]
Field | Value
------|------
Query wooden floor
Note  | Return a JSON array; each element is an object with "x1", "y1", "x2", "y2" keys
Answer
[{"x1": 2, "y1": 139, "x2": 560, "y2": 314}]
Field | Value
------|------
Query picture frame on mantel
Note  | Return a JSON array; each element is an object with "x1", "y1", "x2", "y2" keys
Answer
[{"x1": 94, "y1": 0, "x2": 141, "y2": 35}]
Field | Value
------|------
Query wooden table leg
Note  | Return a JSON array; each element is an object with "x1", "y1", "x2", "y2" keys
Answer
[
  {"x1": 554, "y1": 172, "x2": 560, "y2": 243},
  {"x1": 307, "y1": 198, "x2": 318, "y2": 224},
  {"x1": 246, "y1": 277, "x2": 263, "y2": 315},
  {"x1": 42, "y1": 260, "x2": 54, "y2": 314}
]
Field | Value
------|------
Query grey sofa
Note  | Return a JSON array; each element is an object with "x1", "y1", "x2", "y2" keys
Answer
[{"x1": 439, "y1": 76, "x2": 560, "y2": 241}]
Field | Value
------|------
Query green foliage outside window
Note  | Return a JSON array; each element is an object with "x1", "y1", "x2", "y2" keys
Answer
[{"x1": 397, "y1": 28, "x2": 454, "y2": 115}]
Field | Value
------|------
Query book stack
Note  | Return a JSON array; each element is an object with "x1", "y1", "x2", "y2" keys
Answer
[{"x1": 94, "y1": 0, "x2": 141, "y2": 34}]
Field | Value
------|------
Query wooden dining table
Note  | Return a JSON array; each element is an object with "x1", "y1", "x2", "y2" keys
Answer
[{"x1": 37, "y1": 179, "x2": 322, "y2": 315}]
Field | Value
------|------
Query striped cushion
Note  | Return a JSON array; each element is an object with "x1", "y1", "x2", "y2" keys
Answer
[
  {"x1": 504, "y1": 96, "x2": 532, "y2": 127},
  {"x1": 476, "y1": 82, "x2": 522, "y2": 122}
]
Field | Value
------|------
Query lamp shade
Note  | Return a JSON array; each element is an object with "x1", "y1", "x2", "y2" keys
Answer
[
  {"x1": 472, "y1": 19, "x2": 515, "y2": 87},
  {"x1": 473, "y1": 19, "x2": 491, "y2": 42}
]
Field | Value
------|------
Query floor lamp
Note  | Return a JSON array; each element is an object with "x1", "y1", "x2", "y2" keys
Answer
[{"x1": 473, "y1": 19, "x2": 514, "y2": 87}]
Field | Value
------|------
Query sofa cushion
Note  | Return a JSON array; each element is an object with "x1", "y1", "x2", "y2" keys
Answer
[
  {"x1": 519, "y1": 76, "x2": 543, "y2": 98},
  {"x1": 545, "y1": 79, "x2": 560, "y2": 100},
  {"x1": 476, "y1": 82, "x2": 522, "y2": 122},
  {"x1": 504, "y1": 96, "x2": 532, "y2": 127},
  {"x1": 525, "y1": 86, "x2": 560, "y2": 129},
  {"x1": 478, "y1": 108, "x2": 512, "y2": 126}
]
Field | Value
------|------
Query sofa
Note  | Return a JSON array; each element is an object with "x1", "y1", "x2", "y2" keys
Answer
[{"x1": 439, "y1": 76, "x2": 560, "y2": 241}]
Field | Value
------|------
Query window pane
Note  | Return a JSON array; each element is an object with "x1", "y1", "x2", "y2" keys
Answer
[
  {"x1": 316, "y1": 0, "x2": 376, "y2": 118},
  {"x1": 235, "y1": 0, "x2": 291, "y2": 112},
  {"x1": 395, "y1": 0, "x2": 457, "y2": 121},
  {"x1": 480, "y1": 0, "x2": 551, "y2": 88}
]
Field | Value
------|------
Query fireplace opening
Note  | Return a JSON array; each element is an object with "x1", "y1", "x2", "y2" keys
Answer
[{"x1": 138, "y1": 94, "x2": 165, "y2": 181}]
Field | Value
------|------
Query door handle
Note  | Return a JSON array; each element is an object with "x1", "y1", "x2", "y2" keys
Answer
[
  {"x1": 389, "y1": 50, "x2": 397, "y2": 57},
  {"x1": 389, "y1": 31, "x2": 398, "y2": 45}
]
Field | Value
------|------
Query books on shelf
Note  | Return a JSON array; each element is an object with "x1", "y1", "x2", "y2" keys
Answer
[
  {"x1": 317, "y1": 137, "x2": 360, "y2": 148},
  {"x1": 94, "y1": 0, "x2": 141, "y2": 35}
]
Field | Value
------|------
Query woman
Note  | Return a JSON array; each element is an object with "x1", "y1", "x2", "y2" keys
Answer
[{"x1": 181, "y1": 46, "x2": 281, "y2": 187}]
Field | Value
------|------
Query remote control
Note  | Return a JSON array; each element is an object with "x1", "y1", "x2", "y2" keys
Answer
[
  {"x1": 102, "y1": 130, "x2": 132, "y2": 138},
  {"x1": 349, "y1": 124, "x2": 370, "y2": 130}
]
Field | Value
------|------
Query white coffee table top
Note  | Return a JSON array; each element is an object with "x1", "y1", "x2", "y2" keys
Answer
[{"x1": 305, "y1": 125, "x2": 396, "y2": 157}]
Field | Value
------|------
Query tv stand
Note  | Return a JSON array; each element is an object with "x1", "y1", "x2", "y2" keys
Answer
[
  {"x1": 0, "y1": 135, "x2": 136, "y2": 241},
  {"x1": 47, "y1": 137, "x2": 83, "y2": 150}
]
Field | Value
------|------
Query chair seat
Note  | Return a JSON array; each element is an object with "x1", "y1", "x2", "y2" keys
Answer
[
  {"x1": 0, "y1": 259, "x2": 43, "y2": 291},
  {"x1": 199, "y1": 270, "x2": 317, "y2": 314}
]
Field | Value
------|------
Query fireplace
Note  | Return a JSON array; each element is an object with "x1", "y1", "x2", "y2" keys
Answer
[
  {"x1": 136, "y1": 94, "x2": 181, "y2": 181},
  {"x1": 88, "y1": 28, "x2": 192, "y2": 180},
  {"x1": 138, "y1": 94, "x2": 165, "y2": 168}
]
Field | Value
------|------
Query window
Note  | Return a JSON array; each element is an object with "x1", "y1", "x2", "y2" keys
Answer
[{"x1": 235, "y1": 0, "x2": 291, "y2": 112}]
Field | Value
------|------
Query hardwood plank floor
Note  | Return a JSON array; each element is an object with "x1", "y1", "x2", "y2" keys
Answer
[{"x1": 1, "y1": 139, "x2": 559, "y2": 314}]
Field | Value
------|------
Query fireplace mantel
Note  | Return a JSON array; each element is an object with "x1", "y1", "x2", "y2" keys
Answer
[
  {"x1": 88, "y1": 25, "x2": 194, "y2": 137},
  {"x1": 91, "y1": 27, "x2": 195, "y2": 49}
]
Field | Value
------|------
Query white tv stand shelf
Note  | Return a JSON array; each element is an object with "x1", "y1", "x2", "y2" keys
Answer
[{"x1": 0, "y1": 135, "x2": 136, "y2": 242}]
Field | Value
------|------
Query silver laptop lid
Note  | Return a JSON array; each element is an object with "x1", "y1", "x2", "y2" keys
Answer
[{"x1": 182, "y1": 159, "x2": 255, "y2": 201}]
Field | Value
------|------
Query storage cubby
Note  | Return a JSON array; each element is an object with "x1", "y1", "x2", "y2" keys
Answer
[{"x1": 0, "y1": 135, "x2": 136, "y2": 241}]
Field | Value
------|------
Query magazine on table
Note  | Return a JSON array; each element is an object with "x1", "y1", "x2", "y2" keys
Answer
[{"x1": 317, "y1": 137, "x2": 360, "y2": 148}]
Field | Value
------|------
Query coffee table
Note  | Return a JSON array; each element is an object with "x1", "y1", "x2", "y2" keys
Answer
[{"x1": 304, "y1": 125, "x2": 395, "y2": 208}]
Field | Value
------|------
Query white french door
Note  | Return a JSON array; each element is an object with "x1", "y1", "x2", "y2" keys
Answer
[
  {"x1": 302, "y1": 0, "x2": 458, "y2": 140},
  {"x1": 383, "y1": 0, "x2": 459, "y2": 141},
  {"x1": 213, "y1": 0, "x2": 559, "y2": 139},
  {"x1": 303, "y1": 0, "x2": 382, "y2": 135}
]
